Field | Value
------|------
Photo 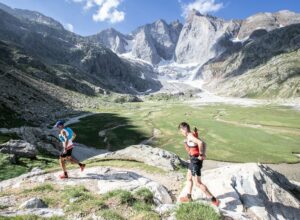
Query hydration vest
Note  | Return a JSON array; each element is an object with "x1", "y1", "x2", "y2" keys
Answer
[
  {"x1": 59, "y1": 127, "x2": 73, "y2": 142},
  {"x1": 59, "y1": 127, "x2": 74, "y2": 150}
]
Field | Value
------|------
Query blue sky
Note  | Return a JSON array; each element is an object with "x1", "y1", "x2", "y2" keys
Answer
[{"x1": 0, "y1": 0, "x2": 299, "y2": 36}]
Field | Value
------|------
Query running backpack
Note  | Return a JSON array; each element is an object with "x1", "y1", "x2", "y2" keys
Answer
[
  {"x1": 193, "y1": 127, "x2": 206, "y2": 157},
  {"x1": 59, "y1": 127, "x2": 74, "y2": 142}
]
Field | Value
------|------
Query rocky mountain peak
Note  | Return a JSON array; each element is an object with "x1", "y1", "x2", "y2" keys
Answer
[
  {"x1": 175, "y1": 9, "x2": 236, "y2": 65},
  {"x1": 237, "y1": 10, "x2": 300, "y2": 40},
  {"x1": 0, "y1": 3, "x2": 63, "y2": 30},
  {"x1": 154, "y1": 19, "x2": 167, "y2": 25}
]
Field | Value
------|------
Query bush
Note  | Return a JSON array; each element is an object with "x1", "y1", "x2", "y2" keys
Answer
[
  {"x1": 117, "y1": 190, "x2": 135, "y2": 205},
  {"x1": 103, "y1": 189, "x2": 135, "y2": 205},
  {"x1": 97, "y1": 210, "x2": 125, "y2": 220},
  {"x1": 175, "y1": 202, "x2": 220, "y2": 220},
  {"x1": 134, "y1": 188, "x2": 154, "y2": 204},
  {"x1": 132, "y1": 201, "x2": 152, "y2": 212}
]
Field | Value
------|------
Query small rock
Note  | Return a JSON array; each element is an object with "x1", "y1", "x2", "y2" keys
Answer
[
  {"x1": 31, "y1": 167, "x2": 43, "y2": 173},
  {"x1": 69, "y1": 198, "x2": 79, "y2": 203},
  {"x1": 19, "y1": 198, "x2": 48, "y2": 209},
  {"x1": 0, "y1": 208, "x2": 64, "y2": 218},
  {"x1": 155, "y1": 204, "x2": 176, "y2": 215}
]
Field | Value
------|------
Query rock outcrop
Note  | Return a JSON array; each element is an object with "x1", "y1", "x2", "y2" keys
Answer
[
  {"x1": 178, "y1": 163, "x2": 300, "y2": 220},
  {"x1": 0, "y1": 140, "x2": 37, "y2": 159},
  {"x1": 0, "y1": 144, "x2": 299, "y2": 219},
  {"x1": 0, "y1": 126, "x2": 62, "y2": 156},
  {"x1": 0, "y1": 166, "x2": 173, "y2": 206},
  {"x1": 237, "y1": 10, "x2": 300, "y2": 40},
  {"x1": 89, "y1": 145, "x2": 184, "y2": 171}
]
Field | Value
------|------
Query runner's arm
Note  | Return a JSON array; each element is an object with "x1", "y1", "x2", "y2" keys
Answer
[
  {"x1": 62, "y1": 130, "x2": 69, "y2": 150},
  {"x1": 71, "y1": 131, "x2": 76, "y2": 141},
  {"x1": 184, "y1": 142, "x2": 189, "y2": 154}
]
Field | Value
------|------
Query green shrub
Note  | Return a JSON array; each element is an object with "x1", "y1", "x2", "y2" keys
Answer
[
  {"x1": 175, "y1": 202, "x2": 220, "y2": 220},
  {"x1": 134, "y1": 188, "x2": 154, "y2": 204},
  {"x1": 103, "y1": 189, "x2": 135, "y2": 205},
  {"x1": 132, "y1": 201, "x2": 152, "y2": 212},
  {"x1": 119, "y1": 190, "x2": 135, "y2": 205}
]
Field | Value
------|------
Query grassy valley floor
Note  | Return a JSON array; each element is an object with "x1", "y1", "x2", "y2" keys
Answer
[
  {"x1": 1, "y1": 101, "x2": 300, "y2": 181},
  {"x1": 71, "y1": 102, "x2": 300, "y2": 164}
]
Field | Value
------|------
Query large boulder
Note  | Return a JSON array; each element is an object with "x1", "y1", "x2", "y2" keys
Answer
[
  {"x1": 90, "y1": 145, "x2": 184, "y2": 171},
  {"x1": 178, "y1": 163, "x2": 300, "y2": 220},
  {"x1": 0, "y1": 140, "x2": 37, "y2": 159}
]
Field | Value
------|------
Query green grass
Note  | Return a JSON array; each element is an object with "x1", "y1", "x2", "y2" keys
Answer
[
  {"x1": 97, "y1": 210, "x2": 125, "y2": 220},
  {"x1": 175, "y1": 202, "x2": 220, "y2": 220},
  {"x1": 134, "y1": 188, "x2": 154, "y2": 204},
  {"x1": 72, "y1": 103, "x2": 300, "y2": 163},
  {"x1": 102, "y1": 189, "x2": 135, "y2": 205},
  {"x1": 71, "y1": 113, "x2": 150, "y2": 150},
  {"x1": 3, "y1": 185, "x2": 159, "y2": 220},
  {"x1": 0, "y1": 153, "x2": 58, "y2": 181},
  {"x1": 22, "y1": 184, "x2": 54, "y2": 194},
  {"x1": 86, "y1": 159, "x2": 166, "y2": 174}
]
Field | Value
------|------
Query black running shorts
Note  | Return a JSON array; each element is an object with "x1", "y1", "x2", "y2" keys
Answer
[
  {"x1": 60, "y1": 148, "x2": 73, "y2": 157},
  {"x1": 188, "y1": 156, "x2": 203, "y2": 176}
]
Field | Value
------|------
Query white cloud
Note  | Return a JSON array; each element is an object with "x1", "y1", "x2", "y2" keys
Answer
[
  {"x1": 65, "y1": 23, "x2": 74, "y2": 32},
  {"x1": 72, "y1": 0, "x2": 125, "y2": 23},
  {"x1": 181, "y1": 0, "x2": 223, "y2": 17}
]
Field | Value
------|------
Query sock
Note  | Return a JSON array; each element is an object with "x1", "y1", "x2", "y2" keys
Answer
[
  {"x1": 64, "y1": 171, "x2": 68, "y2": 176},
  {"x1": 211, "y1": 196, "x2": 216, "y2": 202}
]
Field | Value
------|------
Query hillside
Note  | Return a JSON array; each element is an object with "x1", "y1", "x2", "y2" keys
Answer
[
  {"x1": 0, "y1": 4, "x2": 161, "y2": 123},
  {"x1": 198, "y1": 24, "x2": 300, "y2": 98}
]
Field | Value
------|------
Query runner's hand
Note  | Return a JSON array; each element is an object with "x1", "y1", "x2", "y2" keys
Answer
[{"x1": 199, "y1": 155, "x2": 206, "y2": 160}]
